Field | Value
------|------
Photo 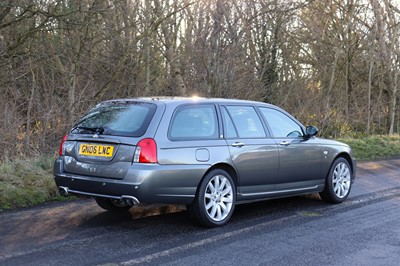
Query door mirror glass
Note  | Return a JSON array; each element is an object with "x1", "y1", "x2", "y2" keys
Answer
[{"x1": 306, "y1": 125, "x2": 318, "y2": 137}]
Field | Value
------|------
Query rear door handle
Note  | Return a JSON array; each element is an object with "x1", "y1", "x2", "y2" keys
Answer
[
  {"x1": 231, "y1": 142, "x2": 245, "y2": 148},
  {"x1": 280, "y1": 141, "x2": 290, "y2": 146}
]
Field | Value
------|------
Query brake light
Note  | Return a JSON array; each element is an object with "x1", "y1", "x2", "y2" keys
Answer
[
  {"x1": 59, "y1": 134, "x2": 68, "y2": 156},
  {"x1": 134, "y1": 138, "x2": 157, "y2": 163}
]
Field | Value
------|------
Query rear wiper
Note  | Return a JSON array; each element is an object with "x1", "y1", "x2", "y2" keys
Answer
[{"x1": 72, "y1": 126, "x2": 105, "y2": 134}]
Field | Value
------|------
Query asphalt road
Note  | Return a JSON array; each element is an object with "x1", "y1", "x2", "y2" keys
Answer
[{"x1": 0, "y1": 159, "x2": 399, "y2": 266}]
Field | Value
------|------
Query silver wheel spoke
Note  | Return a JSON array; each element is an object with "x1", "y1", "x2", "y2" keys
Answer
[
  {"x1": 216, "y1": 205, "x2": 222, "y2": 220},
  {"x1": 334, "y1": 169, "x2": 339, "y2": 177},
  {"x1": 208, "y1": 183, "x2": 216, "y2": 194},
  {"x1": 338, "y1": 164, "x2": 344, "y2": 175},
  {"x1": 220, "y1": 202, "x2": 227, "y2": 212},
  {"x1": 339, "y1": 184, "x2": 344, "y2": 197},
  {"x1": 222, "y1": 196, "x2": 232, "y2": 203},
  {"x1": 343, "y1": 168, "x2": 349, "y2": 177},
  {"x1": 341, "y1": 184, "x2": 346, "y2": 197},
  {"x1": 334, "y1": 184, "x2": 340, "y2": 195},
  {"x1": 221, "y1": 187, "x2": 231, "y2": 197},
  {"x1": 210, "y1": 204, "x2": 217, "y2": 218},
  {"x1": 333, "y1": 181, "x2": 339, "y2": 191},
  {"x1": 214, "y1": 176, "x2": 220, "y2": 191},
  {"x1": 219, "y1": 178, "x2": 227, "y2": 191},
  {"x1": 205, "y1": 201, "x2": 213, "y2": 210}
]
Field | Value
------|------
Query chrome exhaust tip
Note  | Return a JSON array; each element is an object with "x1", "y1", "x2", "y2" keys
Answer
[
  {"x1": 59, "y1": 186, "x2": 70, "y2": 197},
  {"x1": 121, "y1": 195, "x2": 140, "y2": 206}
]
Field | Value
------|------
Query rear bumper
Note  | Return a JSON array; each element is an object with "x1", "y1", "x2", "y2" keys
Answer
[
  {"x1": 54, "y1": 157, "x2": 209, "y2": 204},
  {"x1": 55, "y1": 175, "x2": 141, "y2": 200},
  {"x1": 58, "y1": 185, "x2": 140, "y2": 205}
]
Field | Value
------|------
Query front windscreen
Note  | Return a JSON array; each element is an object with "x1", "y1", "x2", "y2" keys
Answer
[{"x1": 70, "y1": 102, "x2": 157, "y2": 137}]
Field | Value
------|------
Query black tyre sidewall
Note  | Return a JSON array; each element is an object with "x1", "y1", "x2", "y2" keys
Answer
[{"x1": 189, "y1": 169, "x2": 236, "y2": 227}]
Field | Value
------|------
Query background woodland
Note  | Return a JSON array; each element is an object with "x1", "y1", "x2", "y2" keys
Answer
[{"x1": 0, "y1": 0, "x2": 399, "y2": 159}]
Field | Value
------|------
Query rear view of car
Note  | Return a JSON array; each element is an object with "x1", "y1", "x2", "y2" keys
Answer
[{"x1": 55, "y1": 100, "x2": 160, "y2": 208}]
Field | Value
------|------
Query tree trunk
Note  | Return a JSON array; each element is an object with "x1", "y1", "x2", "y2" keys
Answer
[
  {"x1": 325, "y1": 49, "x2": 340, "y2": 113},
  {"x1": 27, "y1": 58, "x2": 36, "y2": 148},
  {"x1": 68, "y1": 63, "x2": 77, "y2": 125},
  {"x1": 388, "y1": 76, "x2": 398, "y2": 135},
  {"x1": 367, "y1": 58, "x2": 373, "y2": 135}
]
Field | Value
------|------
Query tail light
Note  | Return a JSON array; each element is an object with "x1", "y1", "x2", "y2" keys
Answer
[
  {"x1": 59, "y1": 134, "x2": 68, "y2": 156},
  {"x1": 134, "y1": 138, "x2": 157, "y2": 163}
]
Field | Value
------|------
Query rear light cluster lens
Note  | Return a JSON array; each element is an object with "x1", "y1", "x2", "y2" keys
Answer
[
  {"x1": 59, "y1": 134, "x2": 68, "y2": 156},
  {"x1": 134, "y1": 138, "x2": 157, "y2": 163}
]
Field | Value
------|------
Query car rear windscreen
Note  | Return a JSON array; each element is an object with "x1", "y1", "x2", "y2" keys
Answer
[{"x1": 70, "y1": 102, "x2": 157, "y2": 137}]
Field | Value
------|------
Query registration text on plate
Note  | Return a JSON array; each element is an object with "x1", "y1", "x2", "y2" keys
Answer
[{"x1": 79, "y1": 144, "x2": 114, "y2": 157}]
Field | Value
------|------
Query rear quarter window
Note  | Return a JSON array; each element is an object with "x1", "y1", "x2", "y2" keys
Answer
[
  {"x1": 70, "y1": 102, "x2": 157, "y2": 137},
  {"x1": 169, "y1": 105, "x2": 219, "y2": 140}
]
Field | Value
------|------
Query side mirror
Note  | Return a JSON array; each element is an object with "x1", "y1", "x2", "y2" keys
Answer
[{"x1": 305, "y1": 125, "x2": 318, "y2": 137}]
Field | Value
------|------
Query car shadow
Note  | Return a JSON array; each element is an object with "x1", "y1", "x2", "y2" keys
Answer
[{"x1": 78, "y1": 194, "x2": 326, "y2": 230}]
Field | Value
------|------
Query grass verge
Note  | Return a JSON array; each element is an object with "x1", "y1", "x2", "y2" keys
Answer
[
  {"x1": 0, "y1": 156, "x2": 68, "y2": 211},
  {"x1": 338, "y1": 135, "x2": 400, "y2": 161},
  {"x1": 0, "y1": 135, "x2": 399, "y2": 211}
]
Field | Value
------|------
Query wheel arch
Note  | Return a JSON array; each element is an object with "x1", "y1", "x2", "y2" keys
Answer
[
  {"x1": 188, "y1": 162, "x2": 238, "y2": 205},
  {"x1": 206, "y1": 162, "x2": 239, "y2": 186},
  {"x1": 334, "y1": 152, "x2": 354, "y2": 175},
  {"x1": 319, "y1": 152, "x2": 354, "y2": 203},
  {"x1": 187, "y1": 162, "x2": 238, "y2": 227}
]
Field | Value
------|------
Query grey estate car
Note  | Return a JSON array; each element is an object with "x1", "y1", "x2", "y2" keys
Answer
[{"x1": 54, "y1": 97, "x2": 356, "y2": 227}]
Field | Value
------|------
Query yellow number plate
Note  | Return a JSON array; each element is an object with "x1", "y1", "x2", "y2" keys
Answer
[{"x1": 79, "y1": 144, "x2": 114, "y2": 157}]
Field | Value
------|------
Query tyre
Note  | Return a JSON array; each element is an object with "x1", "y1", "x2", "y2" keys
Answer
[
  {"x1": 320, "y1": 157, "x2": 352, "y2": 203},
  {"x1": 95, "y1": 197, "x2": 131, "y2": 213},
  {"x1": 187, "y1": 169, "x2": 236, "y2": 227}
]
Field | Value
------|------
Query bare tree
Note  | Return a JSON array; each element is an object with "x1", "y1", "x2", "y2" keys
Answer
[{"x1": 0, "y1": 0, "x2": 399, "y2": 160}]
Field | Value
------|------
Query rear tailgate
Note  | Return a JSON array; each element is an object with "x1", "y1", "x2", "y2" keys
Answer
[
  {"x1": 63, "y1": 136, "x2": 138, "y2": 180},
  {"x1": 61, "y1": 100, "x2": 160, "y2": 180}
]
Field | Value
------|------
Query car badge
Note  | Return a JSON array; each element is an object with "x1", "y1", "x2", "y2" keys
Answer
[{"x1": 93, "y1": 134, "x2": 99, "y2": 138}]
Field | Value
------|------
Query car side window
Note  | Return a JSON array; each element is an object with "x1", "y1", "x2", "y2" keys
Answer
[
  {"x1": 225, "y1": 106, "x2": 266, "y2": 138},
  {"x1": 169, "y1": 105, "x2": 218, "y2": 140},
  {"x1": 259, "y1": 107, "x2": 303, "y2": 138},
  {"x1": 221, "y1": 107, "x2": 238, "y2": 138}
]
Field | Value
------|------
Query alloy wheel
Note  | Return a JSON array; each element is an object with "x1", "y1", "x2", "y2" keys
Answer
[
  {"x1": 332, "y1": 162, "x2": 351, "y2": 198},
  {"x1": 204, "y1": 175, "x2": 234, "y2": 222}
]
